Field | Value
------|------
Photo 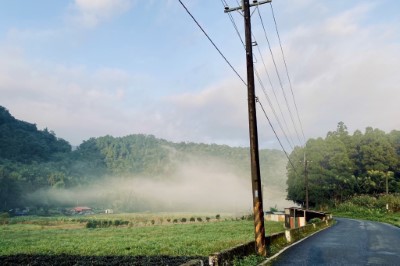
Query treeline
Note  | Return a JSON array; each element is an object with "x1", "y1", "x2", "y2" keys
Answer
[
  {"x1": 287, "y1": 122, "x2": 400, "y2": 207},
  {"x1": 0, "y1": 106, "x2": 287, "y2": 211}
]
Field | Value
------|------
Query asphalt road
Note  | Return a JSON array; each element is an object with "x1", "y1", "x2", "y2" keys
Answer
[{"x1": 271, "y1": 218, "x2": 400, "y2": 265}]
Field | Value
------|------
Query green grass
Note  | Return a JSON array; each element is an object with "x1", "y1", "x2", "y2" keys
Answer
[
  {"x1": 233, "y1": 254, "x2": 265, "y2": 266},
  {"x1": 333, "y1": 209, "x2": 400, "y2": 227},
  {"x1": 0, "y1": 215, "x2": 284, "y2": 257},
  {"x1": 332, "y1": 194, "x2": 400, "y2": 227}
]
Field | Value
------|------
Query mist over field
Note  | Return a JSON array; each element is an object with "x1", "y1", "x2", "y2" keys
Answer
[
  {"x1": 25, "y1": 157, "x2": 290, "y2": 213},
  {"x1": 1, "y1": 106, "x2": 290, "y2": 213}
]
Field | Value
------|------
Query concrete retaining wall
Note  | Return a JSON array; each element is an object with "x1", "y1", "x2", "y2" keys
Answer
[{"x1": 207, "y1": 219, "x2": 333, "y2": 266}]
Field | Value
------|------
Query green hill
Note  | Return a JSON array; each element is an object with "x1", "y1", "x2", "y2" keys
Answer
[{"x1": 0, "y1": 106, "x2": 71, "y2": 162}]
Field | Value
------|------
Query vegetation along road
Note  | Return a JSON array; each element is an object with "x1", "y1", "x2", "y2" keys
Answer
[{"x1": 271, "y1": 218, "x2": 400, "y2": 265}]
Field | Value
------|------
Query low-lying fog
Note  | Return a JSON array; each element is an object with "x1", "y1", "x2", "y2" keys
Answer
[{"x1": 26, "y1": 158, "x2": 292, "y2": 213}]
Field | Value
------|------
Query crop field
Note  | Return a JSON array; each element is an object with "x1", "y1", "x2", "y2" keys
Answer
[{"x1": 0, "y1": 213, "x2": 284, "y2": 265}]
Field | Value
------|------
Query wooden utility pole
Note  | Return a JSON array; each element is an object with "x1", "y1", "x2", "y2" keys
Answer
[
  {"x1": 224, "y1": 0, "x2": 272, "y2": 256},
  {"x1": 304, "y1": 154, "x2": 309, "y2": 210},
  {"x1": 386, "y1": 174, "x2": 389, "y2": 195},
  {"x1": 302, "y1": 152, "x2": 312, "y2": 210}
]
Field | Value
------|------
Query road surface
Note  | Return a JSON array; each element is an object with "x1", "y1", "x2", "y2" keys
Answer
[{"x1": 271, "y1": 218, "x2": 400, "y2": 265}]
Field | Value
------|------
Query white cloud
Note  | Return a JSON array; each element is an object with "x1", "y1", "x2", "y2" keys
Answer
[
  {"x1": 158, "y1": 80, "x2": 249, "y2": 145},
  {"x1": 278, "y1": 3, "x2": 400, "y2": 139},
  {"x1": 0, "y1": 46, "x2": 144, "y2": 145},
  {"x1": 70, "y1": 0, "x2": 134, "y2": 28}
]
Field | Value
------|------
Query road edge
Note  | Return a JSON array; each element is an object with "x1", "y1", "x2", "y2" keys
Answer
[{"x1": 258, "y1": 219, "x2": 337, "y2": 265}]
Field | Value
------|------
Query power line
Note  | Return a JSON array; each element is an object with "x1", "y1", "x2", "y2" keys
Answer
[
  {"x1": 253, "y1": 35, "x2": 296, "y2": 148},
  {"x1": 256, "y1": 97, "x2": 299, "y2": 175},
  {"x1": 270, "y1": 3, "x2": 306, "y2": 144},
  {"x1": 220, "y1": 0, "x2": 246, "y2": 49},
  {"x1": 255, "y1": 6, "x2": 303, "y2": 146},
  {"x1": 255, "y1": 69, "x2": 294, "y2": 150},
  {"x1": 254, "y1": 68, "x2": 294, "y2": 150},
  {"x1": 178, "y1": 0, "x2": 246, "y2": 86},
  {"x1": 220, "y1": 2, "x2": 295, "y2": 150}
]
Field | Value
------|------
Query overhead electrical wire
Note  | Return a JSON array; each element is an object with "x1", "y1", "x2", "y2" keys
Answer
[
  {"x1": 254, "y1": 68, "x2": 294, "y2": 150},
  {"x1": 255, "y1": 6, "x2": 303, "y2": 146},
  {"x1": 178, "y1": 0, "x2": 247, "y2": 86},
  {"x1": 181, "y1": 0, "x2": 305, "y2": 163},
  {"x1": 252, "y1": 34, "x2": 296, "y2": 149},
  {"x1": 179, "y1": 0, "x2": 304, "y2": 175},
  {"x1": 256, "y1": 97, "x2": 299, "y2": 175},
  {"x1": 269, "y1": 3, "x2": 306, "y2": 144},
  {"x1": 220, "y1": 0, "x2": 246, "y2": 49},
  {"x1": 221, "y1": 0, "x2": 295, "y2": 151}
]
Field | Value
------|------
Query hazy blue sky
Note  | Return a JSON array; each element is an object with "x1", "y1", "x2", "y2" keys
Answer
[{"x1": 1, "y1": 0, "x2": 399, "y2": 150}]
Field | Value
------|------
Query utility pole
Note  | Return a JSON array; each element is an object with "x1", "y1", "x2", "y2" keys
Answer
[
  {"x1": 302, "y1": 152, "x2": 312, "y2": 210},
  {"x1": 304, "y1": 153, "x2": 309, "y2": 210},
  {"x1": 386, "y1": 174, "x2": 389, "y2": 195},
  {"x1": 224, "y1": 0, "x2": 272, "y2": 257}
]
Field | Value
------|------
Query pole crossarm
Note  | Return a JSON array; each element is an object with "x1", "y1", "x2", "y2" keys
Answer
[{"x1": 224, "y1": 0, "x2": 272, "y2": 13}]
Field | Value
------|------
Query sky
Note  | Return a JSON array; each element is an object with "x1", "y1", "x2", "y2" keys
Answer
[{"x1": 0, "y1": 0, "x2": 399, "y2": 150}]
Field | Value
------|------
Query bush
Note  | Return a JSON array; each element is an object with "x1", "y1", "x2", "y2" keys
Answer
[
  {"x1": 233, "y1": 255, "x2": 264, "y2": 266},
  {"x1": 181, "y1": 218, "x2": 187, "y2": 223},
  {"x1": 189, "y1": 217, "x2": 195, "y2": 222},
  {"x1": 308, "y1": 218, "x2": 322, "y2": 224},
  {"x1": 86, "y1": 220, "x2": 96, "y2": 228},
  {"x1": 166, "y1": 218, "x2": 171, "y2": 223},
  {"x1": 216, "y1": 214, "x2": 220, "y2": 220},
  {"x1": 197, "y1": 217, "x2": 202, "y2": 222},
  {"x1": 377, "y1": 194, "x2": 400, "y2": 212},
  {"x1": 206, "y1": 217, "x2": 210, "y2": 222},
  {"x1": 350, "y1": 195, "x2": 378, "y2": 208},
  {"x1": 0, "y1": 212, "x2": 10, "y2": 225},
  {"x1": 173, "y1": 219, "x2": 178, "y2": 223}
]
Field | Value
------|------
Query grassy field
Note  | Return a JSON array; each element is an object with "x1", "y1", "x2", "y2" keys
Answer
[
  {"x1": 0, "y1": 213, "x2": 285, "y2": 257},
  {"x1": 331, "y1": 194, "x2": 400, "y2": 227}
]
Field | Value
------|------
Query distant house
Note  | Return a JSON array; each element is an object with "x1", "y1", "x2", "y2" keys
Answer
[
  {"x1": 73, "y1": 206, "x2": 92, "y2": 214},
  {"x1": 105, "y1": 209, "x2": 114, "y2": 214}
]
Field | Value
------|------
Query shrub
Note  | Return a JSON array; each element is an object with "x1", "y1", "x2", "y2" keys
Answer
[
  {"x1": 350, "y1": 195, "x2": 378, "y2": 208},
  {"x1": 166, "y1": 218, "x2": 171, "y2": 223},
  {"x1": 181, "y1": 218, "x2": 187, "y2": 223},
  {"x1": 190, "y1": 217, "x2": 195, "y2": 222},
  {"x1": 206, "y1": 217, "x2": 210, "y2": 222},
  {"x1": 197, "y1": 217, "x2": 202, "y2": 222},
  {"x1": 216, "y1": 214, "x2": 220, "y2": 220},
  {"x1": 377, "y1": 194, "x2": 400, "y2": 212},
  {"x1": 246, "y1": 214, "x2": 254, "y2": 221},
  {"x1": 86, "y1": 220, "x2": 96, "y2": 228},
  {"x1": 308, "y1": 218, "x2": 322, "y2": 224},
  {"x1": 173, "y1": 219, "x2": 178, "y2": 223},
  {"x1": 0, "y1": 213, "x2": 10, "y2": 225}
]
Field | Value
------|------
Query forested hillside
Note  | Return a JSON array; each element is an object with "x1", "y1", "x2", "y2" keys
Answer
[
  {"x1": 0, "y1": 106, "x2": 287, "y2": 211},
  {"x1": 287, "y1": 122, "x2": 400, "y2": 207},
  {"x1": 0, "y1": 106, "x2": 71, "y2": 162}
]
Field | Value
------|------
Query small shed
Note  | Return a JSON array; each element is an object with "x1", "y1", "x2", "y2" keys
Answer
[
  {"x1": 265, "y1": 211, "x2": 285, "y2": 222},
  {"x1": 105, "y1": 209, "x2": 114, "y2": 214},
  {"x1": 284, "y1": 207, "x2": 330, "y2": 229}
]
